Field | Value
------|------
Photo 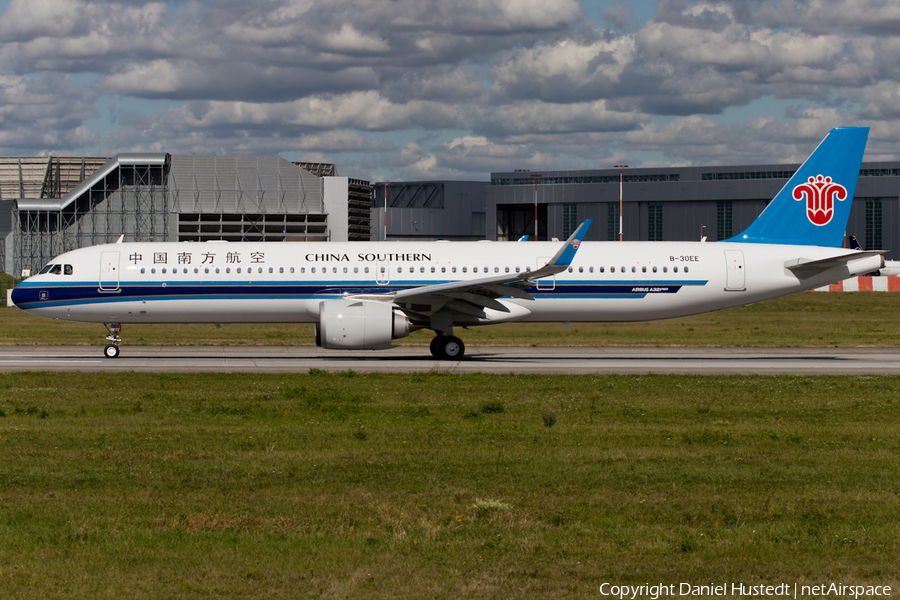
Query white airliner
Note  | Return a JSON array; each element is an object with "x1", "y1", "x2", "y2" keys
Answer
[{"x1": 12, "y1": 127, "x2": 883, "y2": 360}]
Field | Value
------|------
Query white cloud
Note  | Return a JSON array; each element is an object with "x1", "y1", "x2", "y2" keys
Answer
[{"x1": 0, "y1": 0, "x2": 900, "y2": 179}]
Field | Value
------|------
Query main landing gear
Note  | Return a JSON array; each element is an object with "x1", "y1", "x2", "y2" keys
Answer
[
  {"x1": 104, "y1": 323, "x2": 122, "y2": 358},
  {"x1": 430, "y1": 335, "x2": 465, "y2": 360}
]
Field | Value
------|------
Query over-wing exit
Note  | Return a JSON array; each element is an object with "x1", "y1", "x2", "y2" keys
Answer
[{"x1": 12, "y1": 128, "x2": 881, "y2": 360}]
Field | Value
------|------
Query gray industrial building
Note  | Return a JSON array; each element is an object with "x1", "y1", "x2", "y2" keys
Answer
[
  {"x1": 0, "y1": 155, "x2": 371, "y2": 277},
  {"x1": 3, "y1": 153, "x2": 899, "y2": 281},
  {"x1": 375, "y1": 162, "x2": 900, "y2": 259}
]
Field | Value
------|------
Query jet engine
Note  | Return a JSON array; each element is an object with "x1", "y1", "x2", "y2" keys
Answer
[{"x1": 315, "y1": 299, "x2": 410, "y2": 349}]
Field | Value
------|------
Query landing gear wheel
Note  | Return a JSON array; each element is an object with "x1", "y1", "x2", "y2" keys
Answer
[
  {"x1": 103, "y1": 323, "x2": 122, "y2": 358},
  {"x1": 431, "y1": 336, "x2": 465, "y2": 360}
]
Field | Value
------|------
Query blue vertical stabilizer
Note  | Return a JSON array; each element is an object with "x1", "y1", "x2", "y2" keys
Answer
[{"x1": 725, "y1": 127, "x2": 869, "y2": 247}]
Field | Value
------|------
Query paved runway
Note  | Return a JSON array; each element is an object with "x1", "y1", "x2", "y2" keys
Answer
[{"x1": 1, "y1": 345, "x2": 900, "y2": 374}]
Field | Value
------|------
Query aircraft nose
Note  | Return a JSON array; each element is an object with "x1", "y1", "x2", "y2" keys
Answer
[{"x1": 10, "y1": 284, "x2": 30, "y2": 307}]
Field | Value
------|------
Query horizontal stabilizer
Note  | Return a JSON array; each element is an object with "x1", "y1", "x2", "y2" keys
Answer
[{"x1": 785, "y1": 250, "x2": 885, "y2": 272}]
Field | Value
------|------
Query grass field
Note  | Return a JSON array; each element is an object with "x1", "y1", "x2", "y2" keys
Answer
[
  {"x1": 1, "y1": 372, "x2": 898, "y2": 598},
  {"x1": 3, "y1": 291, "x2": 900, "y2": 348}
]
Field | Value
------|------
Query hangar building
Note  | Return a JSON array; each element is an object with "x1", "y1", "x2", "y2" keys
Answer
[{"x1": 0, "y1": 155, "x2": 371, "y2": 277}]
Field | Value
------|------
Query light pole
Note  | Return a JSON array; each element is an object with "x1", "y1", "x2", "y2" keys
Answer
[
  {"x1": 383, "y1": 182, "x2": 388, "y2": 241},
  {"x1": 614, "y1": 164, "x2": 628, "y2": 241},
  {"x1": 532, "y1": 173, "x2": 540, "y2": 241}
]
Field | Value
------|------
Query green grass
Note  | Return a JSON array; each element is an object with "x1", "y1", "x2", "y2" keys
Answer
[
  {"x1": 0, "y1": 372, "x2": 898, "y2": 598},
  {"x1": 3, "y1": 291, "x2": 900, "y2": 347}
]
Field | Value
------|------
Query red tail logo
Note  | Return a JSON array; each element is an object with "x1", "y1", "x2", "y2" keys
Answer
[{"x1": 792, "y1": 175, "x2": 847, "y2": 226}]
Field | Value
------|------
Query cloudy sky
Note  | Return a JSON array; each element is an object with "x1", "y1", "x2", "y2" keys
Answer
[{"x1": 1, "y1": 0, "x2": 899, "y2": 181}]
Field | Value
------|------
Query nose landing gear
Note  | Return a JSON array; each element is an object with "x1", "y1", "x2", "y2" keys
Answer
[{"x1": 104, "y1": 323, "x2": 122, "y2": 358}]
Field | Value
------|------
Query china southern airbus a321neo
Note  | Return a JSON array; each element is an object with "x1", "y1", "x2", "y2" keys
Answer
[{"x1": 11, "y1": 127, "x2": 883, "y2": 360}]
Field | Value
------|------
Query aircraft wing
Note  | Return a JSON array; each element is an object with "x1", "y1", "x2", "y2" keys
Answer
[
  {"x1": 785, "y1": 250, "x2": 885, "y2": 273},
  {"x1": 389, "y1": 220, "x2": 591, "y2": 314}
]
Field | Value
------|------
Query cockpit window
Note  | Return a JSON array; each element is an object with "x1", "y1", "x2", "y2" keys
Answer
[
  {"x1": 64, "y1": 264, "x2": 73, "y2": 275},
  {"x1": 39, "y1": 264, "x2": 55, "y2": 275},
  {"x1": 49, "y1": 265, "x2": 62, "y2": 275}
]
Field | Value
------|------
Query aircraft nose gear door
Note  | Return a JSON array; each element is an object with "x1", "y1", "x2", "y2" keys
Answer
[
  {"x1": 100, "y1": 251, "x2": 120, "y2": 292},
  {"x1": 724, "y1": 250, "x2": 746, "y2": 291}
]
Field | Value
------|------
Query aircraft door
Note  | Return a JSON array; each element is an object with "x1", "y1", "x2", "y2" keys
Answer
[
  {"x1": 375, "y1": 261, "x2": 390, "y2": 285},
  {"x1": 100, "y1": 251, "x2": 121, "y2": 291},
  {"x1": 724, "y1": 250, "x2": 745, "y2": 291}
]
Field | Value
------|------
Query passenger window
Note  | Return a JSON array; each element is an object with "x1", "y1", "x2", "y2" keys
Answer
[
  {"x1": 268, "y1": 267, "x2": 273, "y2": 274},
  {"x1": 162, "y1": 267, "x2": 167, "y2": 274},
  {"x1": 151, "y1": 268, "x2": 156, "y2": 274},
  {"x1": 674, "y1": 266, "x2": 678, "y2": 273},
  {"x1": 632, "y1": 267, "x2": 636, "y2": 273},
  {"x1": 685, "y1": 266, "x2": 690, "y2": 273},
  {"x1": 64, "y1": 265, "x2": 73, "y2": 275},
  {"x1": 652, "y1": 266, "x2": 657, "y2": 273},
  {"x1": 364, "y1": 266, "x2": 369, "y2": 274},
  {"x1": 280, "y1": 267, "x2": 285, "y2": 274},
  {"x1": 194, "y1": 268, "x2": 199, "y2": 274},
  {"x1": 600, "y1": 267, "x2": 604, "y2": 273},
  {"x1": 472, "y1": 267, "x2": 478, "y2": 273},
  {"x1": 441, "y1": 267, "x2": 446, "y2": 273},
  {"x1": 663, "y1": 266, "x2": 668, "y2": 273},
  {"x1": 431, "y1": 266, "x2": 435, "y2": 273},
  {"x1": 353, "y1": 267, "x2": 358, "y2": 274},
  {"x1": 589, "y1": 266, "x2": 594, "y2": 273},
  {"x1": 183, "y1": 268, "x2": 188, "y2": 274},
  {"x1": 642, "y1": 266, "x2": 647, "y2": 273},
  {"x1": 515, "y1": 267, "x2": 520, "y2": 273},
  {"x1": 505, "y1": 267, "x2": 509, "y2": 273},
  {"x1": 462, "y1": 267, "x2": 467, "y2": 273},
  {"x1": 239, "y1": 267, "x2": 244, "y2": 274},
  {"x1": 204, "y1": 268, "x2": 209, "y2": 274},
  {"x1": 290, "y1": 267, "x2": 295, "y2": 274},
  {"x1": 452, "y1": 267, "x2": 457, "y2": 273},
  {"x1": 141, "y1": 267, "x2": 146, "y2": 274},
  {"x1": 226, "y1": 267, "x2": 231, "y2": 274}
]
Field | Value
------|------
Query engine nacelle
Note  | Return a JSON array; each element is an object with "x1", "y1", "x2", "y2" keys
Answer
[{"x1": 315, "y1": 299, "x2": 410, "y2": 349}]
